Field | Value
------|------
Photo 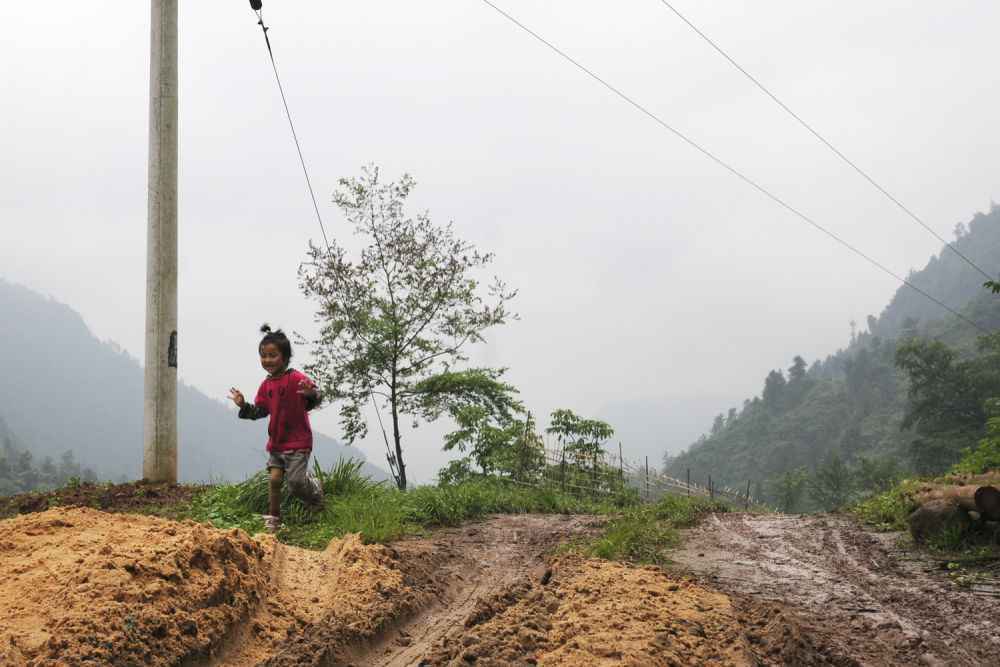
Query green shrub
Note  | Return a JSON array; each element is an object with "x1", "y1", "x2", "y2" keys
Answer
[
  {"x1": 849, "y1": 479, "x2": 921, "y2": 531},
  {"x1": 588, "y1": 508, "x2": 678, "y2": 564},
  {"x1": 573, "y1": 494, "x2": 730, "y2": 566},
  {"x1": 952, "y1": 416, "x2": 1000, "y2": 475}
]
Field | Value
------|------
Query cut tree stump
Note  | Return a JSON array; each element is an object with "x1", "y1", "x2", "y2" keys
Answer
[
  {"x1": 974, "y1": 486, "x2": 1000, "y2": 521},
  {"x1": 908, "y1": 499, "x2": 972, "y2": 544}
]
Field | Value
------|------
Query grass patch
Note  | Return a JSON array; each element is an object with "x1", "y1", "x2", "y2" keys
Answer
[
  {"x1": 849, "y1": 478, "x2": 923, "y2": 531},
  {"x1": 189, "y1": 460, "x2": 629, "y2": 548},
  {"x1": 566, "y1": 495, "x2": 730, "y2": 566}
]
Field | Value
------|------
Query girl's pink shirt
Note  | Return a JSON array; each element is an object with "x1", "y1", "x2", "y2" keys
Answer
[{"x1": 253, "y1": 369, "x2": 314, "y2": 453}]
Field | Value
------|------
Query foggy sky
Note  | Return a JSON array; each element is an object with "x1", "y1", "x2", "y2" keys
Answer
[{"x1": 3, "y1": 1, "x2": 999, "y2": 483}]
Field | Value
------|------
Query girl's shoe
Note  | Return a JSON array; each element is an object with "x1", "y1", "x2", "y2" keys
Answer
[{"x1": 262, "y1": 514, "x2": 281, "y2": 533}]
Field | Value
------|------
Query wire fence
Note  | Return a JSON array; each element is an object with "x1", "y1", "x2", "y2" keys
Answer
[{"x1": 501, "y1": 443, "x2": 759, "y2": 509}]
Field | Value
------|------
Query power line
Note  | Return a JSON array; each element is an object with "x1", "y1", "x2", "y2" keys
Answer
[
  {"x1": 478, "y1": 0, "x2": 988, "y2": 334},
  {"x1": 654, "y1": 0, "x2": 994, "y2": 283},
  {"x1": 252, "y1": 8, "x2": 331, "y2": 251},
  {"x1": 250, "y1": 8, "x2": 397, "y2": 474}
]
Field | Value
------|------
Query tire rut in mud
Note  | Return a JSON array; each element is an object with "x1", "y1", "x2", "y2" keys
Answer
[
  {"x1": 266, "y1": 514, "x2": 603, "y2": 667},
  {"x1": 670, "y1": 512, "x2": 1000, "y2": 666}
]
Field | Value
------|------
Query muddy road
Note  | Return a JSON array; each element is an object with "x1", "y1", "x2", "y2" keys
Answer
[
  {"x1": 6, "y1": 505, "x2": 999, "y2": 666},
  {"x1": 671, "y1": 512, "x2": 1000, "y2": 666}
]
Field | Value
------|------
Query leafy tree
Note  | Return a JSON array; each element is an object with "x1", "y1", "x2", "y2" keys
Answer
[
  {"x1": 809, "y1": 454, "x2": 853, "y2": 511},
  {"x1": 497, "y1": 412, "x2": 546, "y2": 483},
  {"x1": 15, "y1": 450, "x2": 32, "y2": 473},
  {"x1": 59, "y1": 450, "x2": 81, "y2": 480},
  {"x1": 710, "y1": 414, "x2": 725, "y2": 436},
  {"x1": 894, "y1": 335, "x2": 1000, "y2": 471},
  {"x1": 762, "y1": 370, "x2": 786, "y2": 408},
  {"x1": 770, "y1": 468, "x2": 808, "y2": 512},
  {"x1": 546, "y1": 409, "x2": 614, "y2": 474},
  {"x1": 788, "y1": 356, "x2": 807, "y2": 383},
  {"x1": 855, "y1": 456, "x2": 901, "y2": 494},
  {"x1": 434, "y1": 370, "x2": 524, "y2": 476},
  {"x1": 299, "y1": 166, "x2": 516, "y2": 489},
  {"x1": 952, "y1": 398, "x2": 1000, "y2": 474},
  {"x1": 437, "y1": 457, "x2": 475, "y2": 485}
]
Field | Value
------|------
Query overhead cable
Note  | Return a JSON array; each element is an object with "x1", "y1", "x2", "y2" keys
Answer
[
  {"x1": 654, "y1": 0, "x2": 994, "y2": 282},
  {"x1": 249, "y1": 5, "x2": 397, "y2": 476},
  {"x1": 477, "y1": 0, "x2": 988, "y2": 334}
]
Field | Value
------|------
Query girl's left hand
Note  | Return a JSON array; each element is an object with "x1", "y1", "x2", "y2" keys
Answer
[{"x1": 298, "y1": 379, "x2": 318, "y2": 398}]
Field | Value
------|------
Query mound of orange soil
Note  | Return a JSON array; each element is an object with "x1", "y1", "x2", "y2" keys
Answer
[
  {"x1": 427, "y1": 557, "x2": 753, "y2": 666},
  {"x1": 0, "y1": 507, "x2": 269, "y2": 666},
  {"x1": 219, "y1": 532, "x2": 420, "y2": 666},
  {"x1": 0, "y1": 507, "x2": 422, "y2": 667}
]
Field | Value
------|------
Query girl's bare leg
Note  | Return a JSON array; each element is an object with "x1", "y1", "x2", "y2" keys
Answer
[{"x1": 269, "y1": 467, "x2": 284, "y2": 518}]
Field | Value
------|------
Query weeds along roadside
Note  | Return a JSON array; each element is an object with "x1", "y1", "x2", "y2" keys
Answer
[
  {"x1": 558, "y1": 495, "x2": 732, "y2": 567},
  {"x1": 0, "y1": 458, "x2": 736, "y2": 561},
  {"x1": 189, "y1": 458, "x2": 634, "y2": 549},
  {"x1": 187, "y1": 458, "x2": 734, "y2": 559}
]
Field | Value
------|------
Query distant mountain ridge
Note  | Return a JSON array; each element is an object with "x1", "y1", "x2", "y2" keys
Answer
[
  {"x1": 665, "y1": 204, "x2": 1000, "y2": 501},
  {"x1": 0, "y1": 279, "x2": 388, "y2": 484}
]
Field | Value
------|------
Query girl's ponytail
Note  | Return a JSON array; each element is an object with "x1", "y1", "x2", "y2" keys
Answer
[{"x1": 258, "y1": 323, "x2": 292, "y2": 362}]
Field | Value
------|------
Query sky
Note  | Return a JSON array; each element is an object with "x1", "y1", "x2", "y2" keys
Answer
[{"x1": 3, "y1": 0, "x2": 999, "y2": 483}]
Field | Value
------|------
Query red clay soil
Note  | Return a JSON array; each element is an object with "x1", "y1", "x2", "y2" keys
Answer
[
  {"x1": 0, "y1": 507, "x2": 420, "y2": 667},
  {"x1": 422, "y1": 557, "x2": 755, "y2": 666},
  {"x1": 267, "y1": 513, "x2": 605, "y2": 666},
  {"x1": 1, "y1": 506, "x2": 922, "y2": 666},
  {"x1": 0, "y1": 507, "x2": 267, "y2": 666}
]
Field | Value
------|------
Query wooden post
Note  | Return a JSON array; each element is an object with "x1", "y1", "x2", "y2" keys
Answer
[
  {"x1": 618, "y1": 442, "x2": 624, "y2": 489},
  {"x1": 709, "y1": 475, "x2": 714, "y2": 500},
  {"x1": 592, "y1": 450, "x2": 599, "y2": 494},
  {"x1": 686, "y1": 468, "x2": 691, "y2": 496},
  {"x1": 745, "y1": 480, "x2": 751, "y2": 510},
  {"x1": 645, "y1": 456, "x2": 649, "y2": 501},
  {"x1": 560, "y1": 451, "x2": 566, "y2": 493}
]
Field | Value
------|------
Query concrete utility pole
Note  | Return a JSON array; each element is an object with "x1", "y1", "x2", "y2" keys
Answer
[{"x1": 143, "y1": 0, "x2": 179, "y2": 483}]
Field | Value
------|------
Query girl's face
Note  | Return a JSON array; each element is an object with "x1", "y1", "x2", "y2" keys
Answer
[{"x1": 259, "y1": 343, "x2": 286, "y2": 376}]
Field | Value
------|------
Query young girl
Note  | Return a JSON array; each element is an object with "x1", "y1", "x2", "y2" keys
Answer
[{"x1": 229, "y1": 325, "x2": 324, "y2": 533}]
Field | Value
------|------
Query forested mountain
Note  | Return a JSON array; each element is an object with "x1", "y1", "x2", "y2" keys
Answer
[
  {"x1": 0, "y1": 413, "x2": 98, "y2": 494},
  {"x1": 665, "y1": 204, "x2": 1000, "y2": 509},
  {"x1": 0, "y1": 279, "x2": 387, "y2": 486}
]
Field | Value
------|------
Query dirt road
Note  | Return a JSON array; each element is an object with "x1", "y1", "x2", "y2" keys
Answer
[
  {"x1": 9, "y1": 503, "x2": 994, "y2": 665},
  {"x1": 670, "y1": 512, "x2": 1000, "y2": 666},
  {"x1": 265, "y1": 513, "x2": 604, "y2": 666}
]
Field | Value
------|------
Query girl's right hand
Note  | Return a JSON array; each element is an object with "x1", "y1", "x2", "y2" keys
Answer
[{"x1": 229, "y1": 388, "x2": 246, "y2": 408}]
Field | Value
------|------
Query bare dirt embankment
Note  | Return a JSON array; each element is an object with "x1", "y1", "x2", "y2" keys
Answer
[
  {"x1": 8, "y1": 503, "x2": 977, "y2": 666},
  {"x1": 671, "y1": 512, "x2": 1000, "y2": 666},
  {"x1": 0, "y1": 507, "x2": 797, "y2": 666}
]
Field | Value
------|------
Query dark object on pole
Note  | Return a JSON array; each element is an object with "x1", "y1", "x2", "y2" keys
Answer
[{"x1": 250, "y1": 0, "x2": 262, "y2": 10}]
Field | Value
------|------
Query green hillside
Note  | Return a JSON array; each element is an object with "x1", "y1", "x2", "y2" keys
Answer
[{"x1": 665, "y1": 204, "x2": 1000, "y2": 510}]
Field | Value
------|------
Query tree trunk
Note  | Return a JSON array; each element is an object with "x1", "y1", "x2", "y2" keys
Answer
[
  {"x1": 915, "y1": 485, "x2": 981, "y2": 513},
  {"x1": 915, "y1": 484, "x2": 1000, "y2": 521},
  {"x1": 390, "y1": 383, "x2": 406, "y2": 491}
]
